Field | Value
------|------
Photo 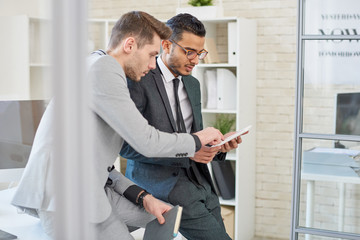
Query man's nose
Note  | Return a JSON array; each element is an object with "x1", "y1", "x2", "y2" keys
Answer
[
  {"x1": 149, "y1": 58, "x2": 156, "y2": 70},
  {"x1": 190, "y1": 55, "x2": 199, "y2": 65}
]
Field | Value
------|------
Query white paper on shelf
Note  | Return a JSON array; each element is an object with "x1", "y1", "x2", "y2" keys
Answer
[
  {"x1": 205, "y1": 69, "x2": 217, "y2": 109},
  {"x1": 211, "y1": 125, "x2": 252, "y2": 147},
  {"x1": 228, "y1": 22, "x2": 237, "y2": 65},
  {"x1": 217, "y1": 68, "x2": 237, "y2": 110}
]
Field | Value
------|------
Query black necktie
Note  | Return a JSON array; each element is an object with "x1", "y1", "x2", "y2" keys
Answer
[
  {"x1": 173, "y1": 78, "x2": 203, "y2": 186},
  {"x1": 173, "y1": 78, "x2": 187, "y2": 133}
]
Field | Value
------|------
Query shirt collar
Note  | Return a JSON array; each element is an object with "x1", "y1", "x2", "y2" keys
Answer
[{"x1": 157, "y1": 57, "x2": 182, "y2": 83}]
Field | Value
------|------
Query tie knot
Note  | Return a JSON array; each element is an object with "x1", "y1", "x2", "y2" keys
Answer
[
  {"x1": 173, "y1": 78, "x2": 180, "y2": 89},
  {"x1": 173, "y1": 78, "x2": 180, "y2": 94}
]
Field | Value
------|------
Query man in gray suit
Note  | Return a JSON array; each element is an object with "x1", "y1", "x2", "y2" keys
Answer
[
  {"x1": 121, "y1": 14, "x2": 242, "y2": 240},
  {"x1": 11, "y1": 11, "x2": 223, "y2": 240}
]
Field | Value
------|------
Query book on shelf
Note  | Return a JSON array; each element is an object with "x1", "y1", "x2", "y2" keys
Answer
[{"x1": 143, "y1": 205, "x2": 183, "y2": 240}]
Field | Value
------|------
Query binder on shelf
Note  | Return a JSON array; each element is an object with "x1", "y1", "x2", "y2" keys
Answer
[
  {"x1": 228, "y1": 22, "x2": 237, "y2": 65},
  {"x1": 204, "y1": 69, "x2": 217, "y2": 109},
  {"x1": 216, "y1": 68, "x2": 237, "y2": 110},
  {"x1": 204, "y1": 37, "x2": 220, "y2": 64},
  {"x1": 211, "y1": 160, "x2": 235, "y2": 200}
]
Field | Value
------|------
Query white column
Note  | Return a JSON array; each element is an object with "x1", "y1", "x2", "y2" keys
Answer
[{"x1": 52, "y1": 0, "x2": 95, "y2": 239}]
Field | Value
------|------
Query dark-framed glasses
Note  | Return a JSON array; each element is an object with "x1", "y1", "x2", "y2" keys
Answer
[{"x1": 170, "y1": 40, "x2": 208, "y2": 60}]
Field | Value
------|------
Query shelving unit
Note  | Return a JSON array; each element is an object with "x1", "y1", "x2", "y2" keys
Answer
[
  {"x1": 192, "y1": 17, "x2": 257, "y2": 240},
  {"x1": 87, "y1": 18, "x2": 117, "y2": 54},
  {"x1": 0, "y1": 15, "x2": 51, "y2": 100}
]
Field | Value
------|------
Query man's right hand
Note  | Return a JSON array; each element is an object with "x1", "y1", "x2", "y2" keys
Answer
[
  {"x1": 142, "y1": 194, "x2": 171, "y2": 224},
  {"x1": 193, "y1": 127, "x2": 224, "y2": 146},
  {"x1": 190, "y1": 145, "x2": 221, "y2": 164}
]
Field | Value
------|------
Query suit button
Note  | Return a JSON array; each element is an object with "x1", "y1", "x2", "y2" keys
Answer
[{"x1": 106, "y1": 178, "x2": 113, "y2": 185}]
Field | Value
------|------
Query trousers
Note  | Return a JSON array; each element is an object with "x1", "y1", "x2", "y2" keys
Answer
[
  {"x1": 168, "y1": 169, "x2": 232, "y2": 240},
  {"x1": 36, "y1": 185, "x2": 154, "y2": 240}
]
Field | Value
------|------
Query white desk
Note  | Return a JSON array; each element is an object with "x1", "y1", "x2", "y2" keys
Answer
[
  {"x1": 301, "y1": 148, "x2": 360, "y2": 240},
  {"x1": 0, "y1": 187, "x2": 186, "y2": 240},
  {"x1": 0, "y1": 187, "x2": 50, "y2": 240}
]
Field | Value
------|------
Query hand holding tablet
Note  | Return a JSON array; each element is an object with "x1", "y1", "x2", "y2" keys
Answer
[{"x1": 211, "y1": 125, "x2": 252, "y2": 147}]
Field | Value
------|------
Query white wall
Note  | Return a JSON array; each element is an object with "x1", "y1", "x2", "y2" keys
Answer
[{"x1": 0, "y1": 0, "x2": 51, "y2": 18}]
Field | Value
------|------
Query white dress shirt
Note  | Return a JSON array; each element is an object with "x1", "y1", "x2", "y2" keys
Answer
[{"x1": 157, "y1": 57, "x2": 194, "y2": 133}]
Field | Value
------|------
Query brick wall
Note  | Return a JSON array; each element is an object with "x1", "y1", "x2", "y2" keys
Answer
[{"x1": 88, "y1": 1, "x2": 297, "y2": 239}]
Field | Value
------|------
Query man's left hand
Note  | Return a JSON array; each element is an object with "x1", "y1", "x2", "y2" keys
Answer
[{"x1": 220, "y1": 132, "x2": 242, "y2": 153}]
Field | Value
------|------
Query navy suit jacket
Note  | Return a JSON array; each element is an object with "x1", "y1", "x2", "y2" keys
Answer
[{"x1": 120, "y1": 63, "x2": 225, "y2": 201}]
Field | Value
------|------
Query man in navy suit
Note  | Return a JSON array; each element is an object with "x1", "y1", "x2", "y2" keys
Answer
[{"x1": 120, "y1": 14, "x2": 242, "y2": 240}]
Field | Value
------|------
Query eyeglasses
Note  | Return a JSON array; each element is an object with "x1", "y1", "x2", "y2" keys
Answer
[{"x1": 170, "y1": 40, "x2": 208, "y2": 60}]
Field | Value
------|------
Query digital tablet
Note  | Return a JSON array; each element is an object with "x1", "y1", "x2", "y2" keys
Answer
[{"x1": 211, "y1": 125, "x2": 252, "y2": 147}]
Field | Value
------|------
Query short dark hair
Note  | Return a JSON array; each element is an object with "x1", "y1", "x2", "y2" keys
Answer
[
  {"x1": 166, "y1": 13, "x2": 206, "y2": 42},
  {"x1": 108, "y1": 11, "x2": 172, "y2": 49}
]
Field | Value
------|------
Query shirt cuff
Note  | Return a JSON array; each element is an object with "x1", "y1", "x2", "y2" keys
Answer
[
  {"x1": 123, "y1": 185, "x2": 144, "y2": 205},
  {"x1": 191, "y1": 134, "x2": 202, "y2": 152}
]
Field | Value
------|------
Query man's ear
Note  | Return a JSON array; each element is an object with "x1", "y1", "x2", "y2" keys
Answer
[
  {"x1": 161, "y1": 40, "x2": 171, "y2": 54},
  {"x1": 123, "y1": 37, "x2": 136, "y2": 53}
]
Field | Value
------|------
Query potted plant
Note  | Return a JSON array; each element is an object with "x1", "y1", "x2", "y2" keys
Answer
[
  {"x1": 213, "y1": 114, "x2": 236, "y2": 135},
  {"x1": 176, "y1": 0, "x2": 223, "y2": 19},
  {"x1": 188, "y1": 0, "x2": 213, "y2": 6}
]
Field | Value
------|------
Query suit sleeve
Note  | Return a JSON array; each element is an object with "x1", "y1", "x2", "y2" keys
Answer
[
  {"x1": 108, "y1": 169, "x2": 144, "y2": 204},
  {"x1": 89, "y1": 56, "x2": 197, "y2": 158},
  {"x1": 121, "y1": 141, "x2": 191, "y2": 167},
  {"x1": 121, "y1": 78, "x2": 191, "y2": 168}
]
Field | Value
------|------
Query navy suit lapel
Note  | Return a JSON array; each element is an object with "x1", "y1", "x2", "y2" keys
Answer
[{"x1": 151, "y1": 67, "x2": 178, "y2": 132}]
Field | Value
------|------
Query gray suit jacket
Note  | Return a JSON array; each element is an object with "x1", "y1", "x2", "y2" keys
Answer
[
  {"x1": 120, "y1": 63, "x2": 225, "y2": 201},
  {"x1": 12, "y1": 52, "x2": 197, "y2": 223}
]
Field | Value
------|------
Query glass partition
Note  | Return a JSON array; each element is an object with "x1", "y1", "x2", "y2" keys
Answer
[
  {"x1": 302, "y1": 40, "x2": 360, "y2": 135},
  {"x1": 304, "y1": 0, "x2": 360, "y2": 36},
  {"x1": 298, "y1": 139, "x2": 360, "y2": 234},
  {"x1": 292, "y1": 0, "x2": 360, "y2": 239}
]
